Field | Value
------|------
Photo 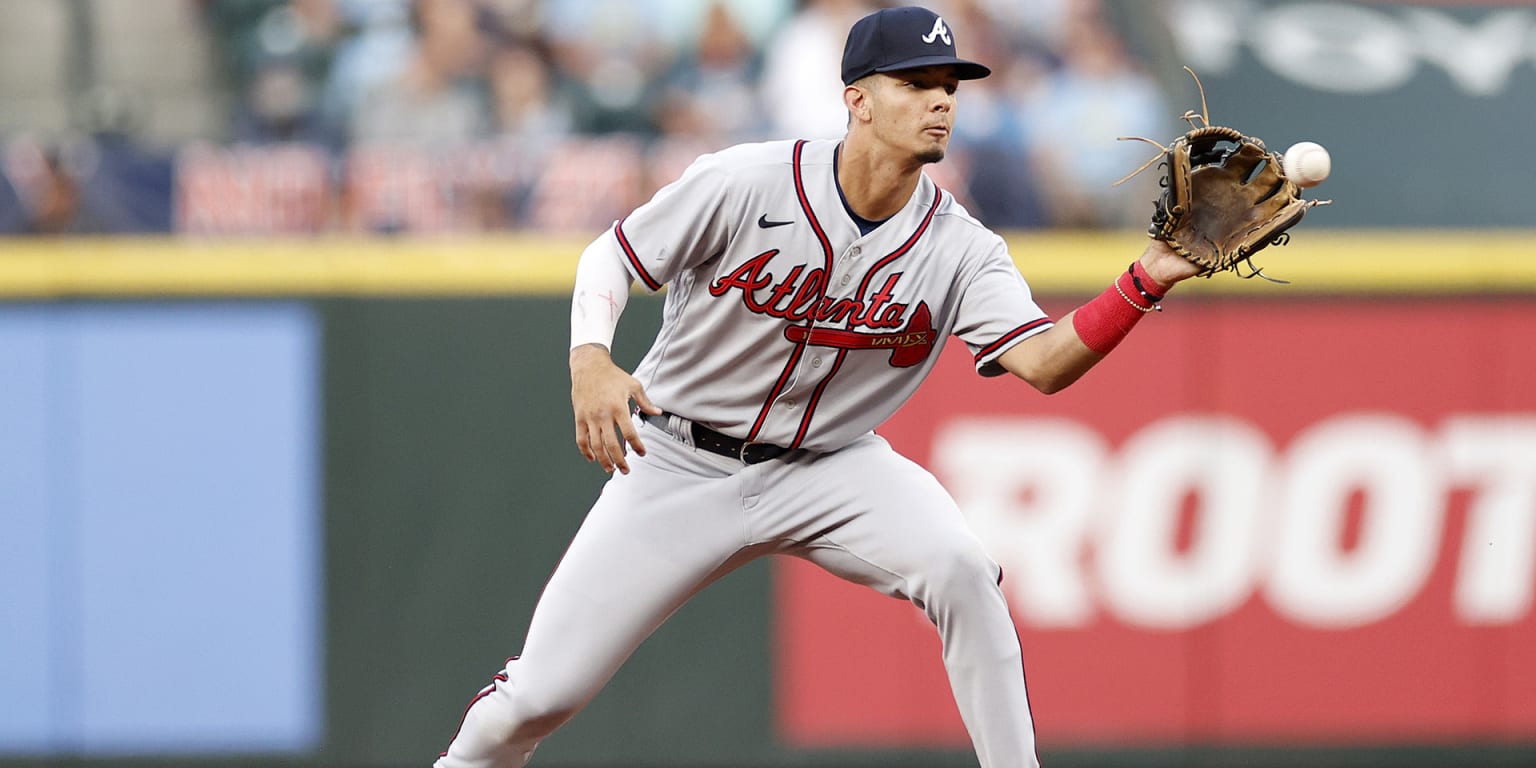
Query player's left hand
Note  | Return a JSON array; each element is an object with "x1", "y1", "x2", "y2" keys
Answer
[
  {"x1": 1138, "y1": 238, "x2": 1203, "y2": 287},
  {"x1": 570, "y1": 344, "x2": 662, "y2": 474}
]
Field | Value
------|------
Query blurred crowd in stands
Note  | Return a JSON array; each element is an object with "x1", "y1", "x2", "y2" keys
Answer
[{"x1": 0, "y1": 0, "x2": 1178, "y2": 236}]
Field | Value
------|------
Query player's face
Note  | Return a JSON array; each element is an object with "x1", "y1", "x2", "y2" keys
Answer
[{"x1": 871, "y1": 66, "x2": 961, "y2": 164}]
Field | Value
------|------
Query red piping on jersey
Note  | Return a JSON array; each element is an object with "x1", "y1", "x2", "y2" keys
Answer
[
  {"x1": 790, "y1": 349, "x2": 848, "y2": 449},
  {"x1": 747, "y1": 140, "x2": 835, "y2": 443},
  {"x1": 974, "y1": 317, "x2": 1054, "y2": 363},
  {"x1": 613, "y1": 217, "x2": 663, "y2": 292},
  {"x1": 854, "y1": 188, "x2": 942, "y2": 299},
  {"x1": 789, "y1": 184, "x2": 942, "y2": 446}
]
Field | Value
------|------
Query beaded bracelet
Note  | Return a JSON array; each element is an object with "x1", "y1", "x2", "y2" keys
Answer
[{"x1": 1115, "y1": 279, "x2": 1157, "y2": 313}]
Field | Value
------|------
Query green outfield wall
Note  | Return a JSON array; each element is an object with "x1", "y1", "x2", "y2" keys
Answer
[{"x1": 319, "y1": 295, "x2": 784, "y2": 767}]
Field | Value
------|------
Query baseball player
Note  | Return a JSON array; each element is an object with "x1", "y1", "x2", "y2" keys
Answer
[{"x1": 436, "y1": 7, "x2": 1201, "y2": 768}]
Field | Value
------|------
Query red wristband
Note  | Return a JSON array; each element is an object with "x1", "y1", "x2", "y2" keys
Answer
[
  {"x1": 1071, "y1": 263, "x2": 1165, "y2": 354},
  {"x1": 1127, "y1": 261, "x2": 1169, "y2": 303}
]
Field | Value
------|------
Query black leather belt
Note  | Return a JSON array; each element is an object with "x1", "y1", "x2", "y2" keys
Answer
[{"x1": 641, "y1": 411, "x2": 794, "y2": 465}]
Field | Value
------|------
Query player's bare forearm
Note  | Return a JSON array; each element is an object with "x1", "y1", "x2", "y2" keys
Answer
[
  {"x1": 994, "y1": 321, "x2": 1103, "y2": 394},
  {"x1": 999, "y1": 241, "x2": 1198, "y2": 394},
  {"x1": 569, "y1": 344, "x2": 661, "y2": 474}
]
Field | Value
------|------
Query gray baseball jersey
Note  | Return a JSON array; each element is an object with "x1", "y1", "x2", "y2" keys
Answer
[
  {"x1": 436, "y1": 137, "x2": 1051, "y2": 768},
  {"x1": 616, "y1": 138, "x2": 1053, "y2": 451}
]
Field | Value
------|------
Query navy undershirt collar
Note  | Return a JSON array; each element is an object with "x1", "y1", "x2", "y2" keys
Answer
[{"x1": 833, "y1": 143, "x2": 889, "y2": 237}]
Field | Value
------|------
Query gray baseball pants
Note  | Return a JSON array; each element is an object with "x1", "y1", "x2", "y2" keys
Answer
[{"x1": 435, "y1": 415, "x2": 1040, "y2": 768}]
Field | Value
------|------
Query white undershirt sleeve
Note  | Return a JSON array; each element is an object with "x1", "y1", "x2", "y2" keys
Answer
[{"x1": 570, "y1": 233, "x2": 635, "y2": 351}]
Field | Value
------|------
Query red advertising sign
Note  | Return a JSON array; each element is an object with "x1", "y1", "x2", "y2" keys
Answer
[
  {"x1": 775, "y1": 298, "x2": 1536, "y2": 748},
  {"x1": 176, "y1": 144, "x2": 332, "y2": 234}
]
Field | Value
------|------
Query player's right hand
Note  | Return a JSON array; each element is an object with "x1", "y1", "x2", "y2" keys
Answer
[{"x1": 569, "y1": 343, "x2": 662, "y2": 474}]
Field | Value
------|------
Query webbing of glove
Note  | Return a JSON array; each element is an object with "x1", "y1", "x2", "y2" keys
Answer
[{"x1": 1152, "y1": 126, "x2": 1316, "y2": 278}]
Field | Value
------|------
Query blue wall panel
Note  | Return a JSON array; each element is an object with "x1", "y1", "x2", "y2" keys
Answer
[
  {"x1": 0, "y1": 303, "x2": 322, "y2": 755},
  {"x1": 0, "y1": 313, "x2": 58, "y2": 749}
]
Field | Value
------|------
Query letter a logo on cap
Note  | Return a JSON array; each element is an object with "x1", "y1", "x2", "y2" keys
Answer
[{"x1": 921, "y1": 16, "x2": 952, "y2": 45}]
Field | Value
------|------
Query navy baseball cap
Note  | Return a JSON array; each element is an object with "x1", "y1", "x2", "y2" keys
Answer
[{"x1": 840, "y1": 6, "x2": 992, "y2": 86}]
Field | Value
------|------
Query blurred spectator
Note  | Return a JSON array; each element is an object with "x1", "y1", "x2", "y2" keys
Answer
[
  {"x1": 930, "y1": 0, "x2": 1049, "y2": 228},
  {"x1": 349, "y1": 0, "x2": 493, "y2": 144},
  {"x1": 758, "y1": 0, "x2": 876, "y2": 140},
  {"x1": 473, "y1": 36, "x2": 573, "y2": 228},
  {"x1": 485, "y1": 37, "x2": 571, "y2": 145},
  {"x1": 2, "y1": 135, "x2": 175, "y2": 234},
  {"x1": 1021, "y1": 0, "x2": 1166, "y2": 228},
  {"x1": 653, "y1": 2, "x2": 767, "y2": 146},
  {"x1": 652, "y1": 0, "x2": 793, "y2": 50},
  {"x1": 974, "y1": 0, "x2": 1072, "y2": 52},
  {"x1": 200, "y1": 0, "x2": 347, "y2": 145},
  {"x1": 239, "y1": 61, "x2": 341, "y2": 145},
  {"x1": 2, "y1": 0, "x2": 1180, "y2": 235},
  {"x1": 2, "y1": 139, "x2": 88, "y2": 234},
  {"x1": 0, "y1": 162, "x2": 23, "y2": 232},
  {"x1": 541, "y1": 0, "x2": 670, "y2": 134},
  {"x1": 318, "y1": 0, "x2": 416, "y2": 131}
]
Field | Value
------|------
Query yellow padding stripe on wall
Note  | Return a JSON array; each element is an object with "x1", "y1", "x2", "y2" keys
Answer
[{"x1": 0, "y1": 231, "x2": 1532, "y2": 298}]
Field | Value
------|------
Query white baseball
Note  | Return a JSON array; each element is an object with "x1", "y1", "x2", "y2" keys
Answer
[{"x1": 1282, "y1": 141, "x2": 1331, "y2": 187}]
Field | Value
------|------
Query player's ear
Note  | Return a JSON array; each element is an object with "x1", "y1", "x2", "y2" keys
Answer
[{"x1": 844, "y1": 81, "x2": 873, "y2": 124}]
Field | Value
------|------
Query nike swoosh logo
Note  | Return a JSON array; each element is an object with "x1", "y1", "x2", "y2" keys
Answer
[{"x1": 757, "y1": 214, "x2": 794, "y2": 229}]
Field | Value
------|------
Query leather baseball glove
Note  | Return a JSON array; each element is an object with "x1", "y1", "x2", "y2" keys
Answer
[{"x1": 1118, "y1": 69, "x2": 1329, "y2": 281}]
